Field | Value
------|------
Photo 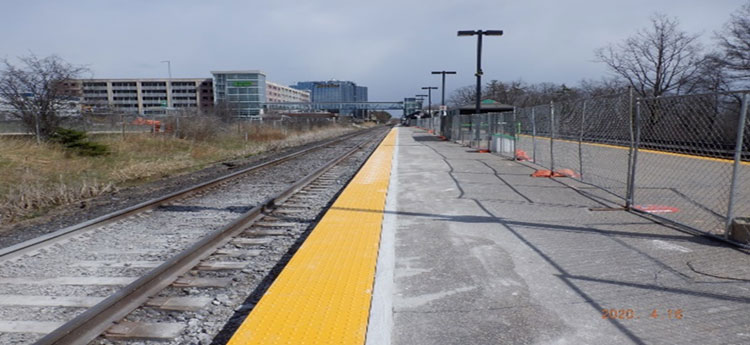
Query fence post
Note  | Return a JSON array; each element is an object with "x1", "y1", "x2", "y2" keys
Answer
[
  {"x1": 626, "y1": 98, "x2": 642, "y2": 209},
  {"x1": 625, "y1": 87, "x2": 635, "y2": 205},
  {"x1": 512, "y1": 107, "x2": 518, "y2": 161},
  {"x1": 457, "y1": 115, "x2": 460, "y2": 142},
  {"x1": 531, "y1": 107, "x2": 537, "y2": 163},
  {"x1": 578, "y1": 100, "x2": 586, "y2": 179},
  {"x1": 34, "y1": 113, "x2": 41, "y2": 144},
  {"x1": 120, "y1": 113, "x2": 125, "y2": 141},
  {"x1": 550, "y1": 101, "x2": 555, "y2": 171},
  {"x1": 175, "y1": 113, "x2": 180, "y2": 138},
  {"x1": 477, "y1": 115, "x2": 481, "y2": 148},
  {"x1": 459, "y1": 116, "x2": 463, "y2": 144},
  {"x1": 465, "y1": 115, "x2": 469, "y2": 146},
  {"x1": 725, "y1": 93, "x2": 749, "y2": 239},
  {"x1": 489, "y1": 113, "x2": 495, "y2": 152}
]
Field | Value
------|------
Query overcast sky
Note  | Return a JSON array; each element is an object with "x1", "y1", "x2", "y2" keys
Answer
[{"x1": 0, "y1": 0, "x2": 746, "y2": 103}]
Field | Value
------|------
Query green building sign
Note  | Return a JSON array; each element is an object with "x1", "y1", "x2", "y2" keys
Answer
[{"x1": 232, "y1": 81, "x2": 255, "y2": 87}]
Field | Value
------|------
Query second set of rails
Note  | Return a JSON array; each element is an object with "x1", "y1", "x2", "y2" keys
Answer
[{"x1": 0, "y1": 126, "x2": 391, "y2": 345}]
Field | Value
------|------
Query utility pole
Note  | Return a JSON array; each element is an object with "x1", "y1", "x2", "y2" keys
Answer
[{"x1": 160, "y1": 60, "x2": 173, "y2": 135}]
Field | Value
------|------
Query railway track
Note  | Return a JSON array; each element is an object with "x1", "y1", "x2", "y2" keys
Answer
[{"x1": 0, "y1": 126, "x2": 390, "y2": 344}]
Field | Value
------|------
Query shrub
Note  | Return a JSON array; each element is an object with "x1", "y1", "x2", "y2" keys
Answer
[
  {"x1": 50, "y1": 128, "x2": 109, "y2": 156},
  {"x1": 170, "y1": 115, "x2": 226, "y2": 141}
]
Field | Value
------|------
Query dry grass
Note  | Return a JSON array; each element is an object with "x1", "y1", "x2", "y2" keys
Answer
[{"x1": 0, "y1": 123, "x2": 357, "y2": 225}]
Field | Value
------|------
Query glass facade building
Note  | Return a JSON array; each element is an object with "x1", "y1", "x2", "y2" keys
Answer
[
  {"x1": 291, "y1": 80, "x2": 368, "y2": 116},
  {"x1": 355, "y1": 86, "x2": 368, "y2": 102},
  {"x1": 211, "y1": 70, "x2": 266, "y2": 116},
  {"x1": 403, "y1": 97, "x2": 422, "y2": 117}
]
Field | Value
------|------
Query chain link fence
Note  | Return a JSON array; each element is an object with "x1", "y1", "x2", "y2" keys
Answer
[
  {"x1": 579, "y1": 94, "x2": 634, "y2": 199},
  {"x1": 489, "y1": 111, "x2": 517, "y2": 158},
  {"x1": 634, "y1": 92, "x2": 747, "y2": 239},
  {"x1": 0, "y1": 114, "x2": 155, "y2": 136},
  {"x1": 733, "y1": 107, "x2": 750, "y2": 242},
  {"x1": 410, "y1": 90, "x2": 750, "y2": 245},
  {"x1": 0, "y1": 113, "x2": 341, "y2": 140}
]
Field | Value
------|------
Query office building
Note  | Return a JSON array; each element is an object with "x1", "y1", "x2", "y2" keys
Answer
[
  {"x1": 290, "y1": 80, "x2": 368, "y2": 117},
  {"x1": 63, "y1": 71, "x2": 314, "y2": 117},
  {"x1": 266, "y1": 81, "x2": 310, "y2": 103},
  {"x1": 211, "y1": 70, "x2": 267, "y2": 117},
  {"x1": 403, "y1": 97, "x2": 421, "y2": 117},
  {"x1": 67, "y1": 78, "x2": 213, "y2": 115},
  {"x1": 355, "y1": 86, "x2": 368, "y2": 102}
]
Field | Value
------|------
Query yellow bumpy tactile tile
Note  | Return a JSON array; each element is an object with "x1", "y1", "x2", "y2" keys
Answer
[{"x1": 227, "y1": 128, "x2": 397, "y2": 345}]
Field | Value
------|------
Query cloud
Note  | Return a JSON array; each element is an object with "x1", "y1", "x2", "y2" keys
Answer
[{"x1": 0, "y1": 0, "x2": 745, "y2": 104}]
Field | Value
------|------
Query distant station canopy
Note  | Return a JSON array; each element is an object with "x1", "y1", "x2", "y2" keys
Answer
[{"x1": 457, "y1": 99, "x2": 514, "y2": 114}]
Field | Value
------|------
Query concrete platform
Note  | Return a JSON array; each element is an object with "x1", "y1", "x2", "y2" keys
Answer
[{"x1": 368, "y1": 127, "x2": 750, "y2": 345}]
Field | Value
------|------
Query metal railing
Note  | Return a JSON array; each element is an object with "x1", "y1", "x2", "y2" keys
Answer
[{"x1": 409, "y1": 90, "x2": 750, "y2": 245}]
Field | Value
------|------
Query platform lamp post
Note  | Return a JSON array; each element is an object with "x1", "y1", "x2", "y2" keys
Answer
[
  {"x1": 457, "y1": 30, "x2": 503, "y2": 115},
  {"x1": 415, "y1": 94, "x2": 428, "y2": 114},
  {"x1": 415, "y1": 94, "x2": 427, "y2": 126},
  {"x1": 421, "y1": 87, "x2": 437, "y2": 116},
  {"x1": 422, "y1": 87, "x2": 438, "y2": 132},
  {"x1": 160, "y1": 60, "x2": 172, "y2": 108},
  {"x1": 431, "y1": 71, "x2": 456, "y2": 114}
]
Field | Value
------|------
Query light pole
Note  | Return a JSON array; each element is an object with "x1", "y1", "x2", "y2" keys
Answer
[
  {"x1": 415, "y1": 94, "x2": 427, "y2": 118},
  {"x1": 457, "y1": 30, "x2": 503, "y2": 115},
  {"x1": 431, "y1": 71, "x2": 456, "y2": 113},
  {"x1": 421, "y1": 87, "x2": 437, "y2": 117},
  {"x1": 160, "y1": 60, "x2": 172, "y2": 108}
]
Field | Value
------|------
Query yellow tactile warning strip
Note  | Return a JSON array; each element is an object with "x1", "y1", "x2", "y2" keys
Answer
[{"x1": 227, "y1": 128, "x2": 397, "y2": 345}]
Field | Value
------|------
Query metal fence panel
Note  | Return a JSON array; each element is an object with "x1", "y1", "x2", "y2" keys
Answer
[
  {"x1": 633, "y1": 92, "x2": 744, "y2": 237},
  {"x1": 452, "y1": 114, "x2": 460, "y2": 142},
  {"x1": 730, "y1": 102, "x2": 750, "y2": 242},
  {"x1": 516, "y1": 107, "x2": 536, "y2": 163},
  {"x1": 470, "y1": 114, "x2": 480, "y2": 148},
  {"x1": 531, "y1": 104, "x2": 553, "y2": 169},
  {"x1": 490, "y1": 112, "x2": 517, "y2": 158},
  {"x1": 435, "y1": 89, "x2": 748, "y2": 244},
  {"x1": 473, "y1": 114, "x2": 491, "y2": 151},
  {"x1": 460, "y1": 115, "x2": 472, "y2": 146},
  {"x1": 551, "y1": 100, "x2": 583, "y2": 177},
  {"x1": 0, "y1": 120, "x2": 29, "y2": 134},
  {"x1": 579, "y1": 93, "x2": 633, "y2": 199}
]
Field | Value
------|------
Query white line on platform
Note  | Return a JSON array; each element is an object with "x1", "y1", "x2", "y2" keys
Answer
[{"x1": 366, "y1": 129, "x2": 399, "y2": 345}]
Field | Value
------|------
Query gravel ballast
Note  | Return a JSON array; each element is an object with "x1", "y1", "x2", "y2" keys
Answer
[{"x1": 0, "y1": 127, "x2": 389, "y2": 344}]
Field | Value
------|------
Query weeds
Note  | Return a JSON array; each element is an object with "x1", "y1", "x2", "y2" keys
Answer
[{"x1": 0, "y1": 122, "x2": 356, "y2": 226}]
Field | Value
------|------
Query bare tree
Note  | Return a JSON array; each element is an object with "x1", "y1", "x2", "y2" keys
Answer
[
  {"x1": 371, "y1": 111, "x2": 391, "y2": 124},
  {"x1": 595, "y1": 14, "x2": 705, "y2": 98},
  {"x1": 689, "y1": 52, "x2": 733, "y2": 93},
  {"x1": 716, "y1": 1, "x2": 750, "y2": 84},
  {"x1": 447, "y1": 85, "x2": 477, "y2": 107},
  {"x1": 484, "y1": 80, "x2": 530, "y2": 106},
  {"x1": 578, "y1": 77, "x2": 628, "y2": 98},
  {"x1": 0, "y1": 54, "x2": 88, "y2": 141},
  {"x1": 210, "y1": 99, "x2": 239, "y2": 123}
]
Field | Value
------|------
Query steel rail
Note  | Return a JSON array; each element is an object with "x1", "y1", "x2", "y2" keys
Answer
[
  {"x1": 33, "y1": 128, "x2": 390, "y2": 345},
  {"x1": 0, "y1": 127, "x2": 378, "y2": 263}
]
